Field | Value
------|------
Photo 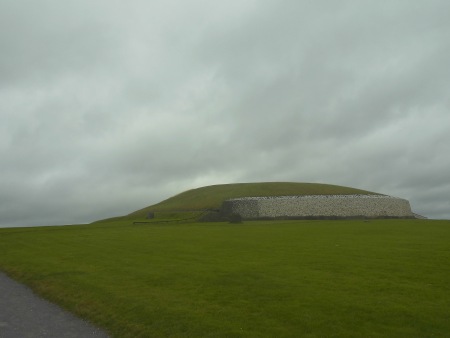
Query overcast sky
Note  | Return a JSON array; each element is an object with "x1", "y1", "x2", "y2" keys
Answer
[{"x1": 1, "y1": 0, "x2": 449, "y2": 227}]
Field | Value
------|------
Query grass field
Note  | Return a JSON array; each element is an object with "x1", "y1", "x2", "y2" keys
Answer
[{"x1": 1, "y1": 219, "x2": 449, "y2": 337}]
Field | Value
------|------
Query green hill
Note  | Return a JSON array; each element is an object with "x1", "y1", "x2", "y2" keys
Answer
[{"x1": 121, "y1": 182, "x2": 379, "y2": 220}]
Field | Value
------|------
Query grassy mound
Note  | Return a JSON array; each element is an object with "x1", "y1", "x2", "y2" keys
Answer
[
  {"x1": 95, "y1": 182, "x2": 380, "y2": 223},
  {"x1": 123, "y1": 182, "x2": 378, "y2": 220},
  {"x1": 115, "y1": 182, "x2": 375, "y2": 219}
]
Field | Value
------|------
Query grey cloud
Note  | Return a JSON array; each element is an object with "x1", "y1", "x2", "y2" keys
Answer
[
  {"x1": 1, "y1": 0, "x2": 450, "y2": 227},
  {"x1": 0, "y1": 1, "x2": 119, "y2": 88}
]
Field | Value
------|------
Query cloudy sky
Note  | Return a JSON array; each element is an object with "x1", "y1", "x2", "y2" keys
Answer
[{"x1": 1, "y1": 0, "x2": 449, "y2": 227}]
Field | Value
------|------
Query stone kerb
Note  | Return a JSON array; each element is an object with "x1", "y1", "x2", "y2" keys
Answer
[{"x1": 222, "y1": 195, "x2": 414, "y2": 219}]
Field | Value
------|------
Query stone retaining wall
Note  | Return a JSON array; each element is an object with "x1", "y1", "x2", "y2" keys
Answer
[{"x1": 221, "y1": 195, "x2": 414, "y2": 219}]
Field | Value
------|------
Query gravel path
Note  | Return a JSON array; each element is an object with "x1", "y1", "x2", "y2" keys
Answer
[{"x1": 0, "y1": 272, "x2": 110, "y2": 338}]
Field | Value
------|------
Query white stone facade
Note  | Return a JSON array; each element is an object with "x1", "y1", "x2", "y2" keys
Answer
[{"x1": 221, "y1": 195, "x2": 414, "y2": 219}]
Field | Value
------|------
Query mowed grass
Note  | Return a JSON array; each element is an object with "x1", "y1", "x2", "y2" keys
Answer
[{"x1": 1, "y1": 219, "x2": 449, "y2": 337}]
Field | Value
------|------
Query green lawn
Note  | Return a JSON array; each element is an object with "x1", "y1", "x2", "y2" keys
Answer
[{"x1": 1, "y1": 219, "x2": 449, "y2": 337}]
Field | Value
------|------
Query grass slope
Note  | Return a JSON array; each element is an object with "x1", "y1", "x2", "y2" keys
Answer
[
  {"x1": 1, "y1": 219, "x2": 449, "y2": 337},
  {"x1": 126, "y1": 182, "x2": 379, "y2": 219}
]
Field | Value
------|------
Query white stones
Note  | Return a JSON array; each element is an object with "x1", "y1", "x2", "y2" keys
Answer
[{"x1": 221, "y1": 195, "x2": 414, "y2": 219}]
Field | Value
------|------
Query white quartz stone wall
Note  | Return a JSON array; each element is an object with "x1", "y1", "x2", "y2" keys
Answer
[{"x1": 222, "y1": 195, "x2": 414, "y2": 219}]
